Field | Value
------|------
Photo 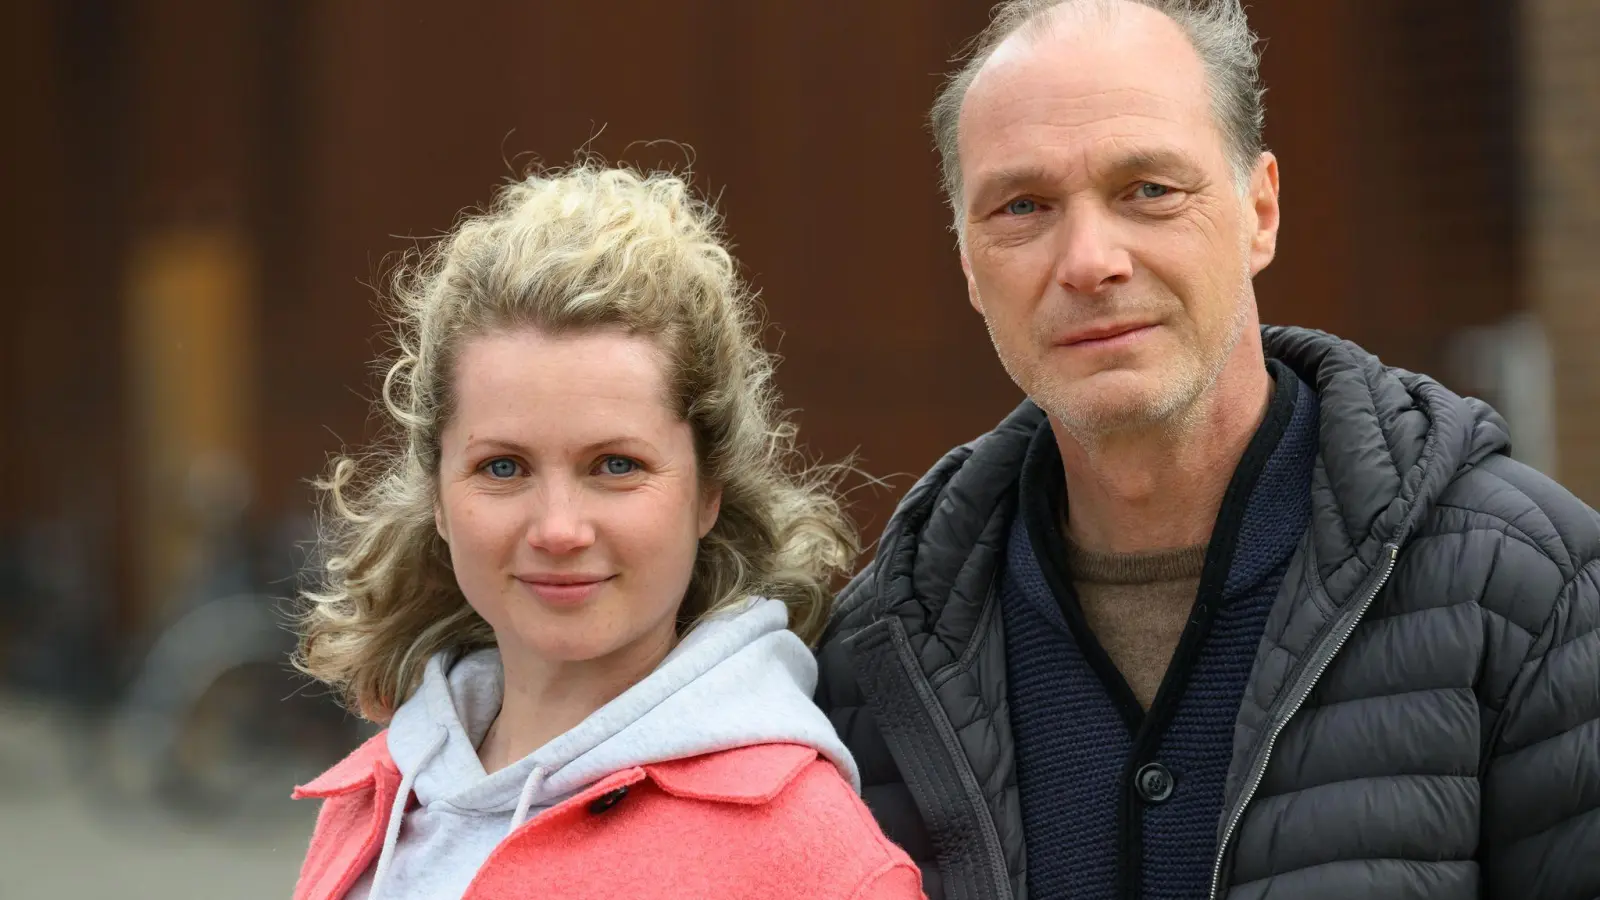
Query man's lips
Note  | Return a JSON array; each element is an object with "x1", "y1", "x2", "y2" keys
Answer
[{"x1": 1056, "y1": 322, "x2": 1157, "y2": 346}]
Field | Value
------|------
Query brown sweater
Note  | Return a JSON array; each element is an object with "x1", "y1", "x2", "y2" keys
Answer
[{"x1": 1063, "y1": 538, "x2": 1207, "y2": 710}]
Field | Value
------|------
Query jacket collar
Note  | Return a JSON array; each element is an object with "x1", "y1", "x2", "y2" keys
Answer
[
  {"x1": 294, "y1": 734, "x2": 819, "y2": 807},
  {"x1": 644, "y1": 742, "x2": 818, "y2": 804},
  {"x1": 293, "y1": 731, "x2": 393, "y2": 799}
]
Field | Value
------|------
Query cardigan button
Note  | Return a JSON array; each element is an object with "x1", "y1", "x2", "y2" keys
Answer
[
  {"x1": 1135, "y1": 763, "x2": 1175, "y2": 804},
  {"x1": 588, "y1": 786, "x2": 629, "y2": 814}
]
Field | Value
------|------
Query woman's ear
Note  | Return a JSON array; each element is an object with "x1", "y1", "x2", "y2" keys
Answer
[{"x1": 697, "y1": 483, "x2": 722, "y2": 539}]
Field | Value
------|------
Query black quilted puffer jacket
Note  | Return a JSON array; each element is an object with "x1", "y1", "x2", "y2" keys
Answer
[{"x1": 815, "y1": 326, "x2": 1600, "y2": 900}]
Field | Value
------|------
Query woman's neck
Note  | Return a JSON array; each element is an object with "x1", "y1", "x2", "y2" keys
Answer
[{"x1": 476, "y1": 626, "x2": 676, "y2": 774}]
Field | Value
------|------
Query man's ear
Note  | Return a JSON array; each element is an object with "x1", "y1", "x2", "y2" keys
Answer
[
  {"x1": 961, "y1": 247, "x2": 984, "y2": 315},
  {"x1": 1248, "y1": 151, "x2": 1281, "y2": 276}
]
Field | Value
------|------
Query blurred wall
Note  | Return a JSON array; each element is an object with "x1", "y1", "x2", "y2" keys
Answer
[
  {"x1": 1525, "y1": 0, "x2": 1600, "y2": 506},
  {"x1": 2, "y1": 0, "x2": 1546, "y2": 653}
]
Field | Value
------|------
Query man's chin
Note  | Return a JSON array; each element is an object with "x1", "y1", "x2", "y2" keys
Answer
[
  {"x1": 1036, "y1": 373, "x2": 1186, "y2": 436},
  {"x1": 1060, "y1": 403, "x2": 1167, "y2": 437}
]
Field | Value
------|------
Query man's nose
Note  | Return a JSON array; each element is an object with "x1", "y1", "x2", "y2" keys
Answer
[{"x1": 1053, "y1": 205, "x2": 1134, "y2": 296}]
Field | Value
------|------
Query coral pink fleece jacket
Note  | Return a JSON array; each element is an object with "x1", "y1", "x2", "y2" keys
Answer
[
  {"x1": 291, "y1": 599, "x2": 922, "y2": 899},
  {"x1": 293, "y1": 735, "x2": 923, "y2": 900}
]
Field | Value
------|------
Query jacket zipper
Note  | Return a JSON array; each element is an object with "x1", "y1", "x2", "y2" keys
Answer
[{"x1": 1207, "y1": 543, "x2": 1399, "y2": 900}]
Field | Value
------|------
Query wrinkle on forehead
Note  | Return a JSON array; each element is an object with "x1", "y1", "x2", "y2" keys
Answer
[
  {"x1": 958, "y1": 1, "x2": 1222, "y2": 204},
  {"x1": 964, "y1": 0, "x2": 1210, "y2": 130},
  {"x1": 969, "y1": 85, "x2": 1196, "y2": 142},
  {"x1": 963, "y1": 92, "x2": 1218, "y2": 199}
]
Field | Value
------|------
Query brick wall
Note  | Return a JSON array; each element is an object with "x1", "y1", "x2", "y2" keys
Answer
[{"x1": 1525, "y1": 0, "x2": 1600, "y2": 506}]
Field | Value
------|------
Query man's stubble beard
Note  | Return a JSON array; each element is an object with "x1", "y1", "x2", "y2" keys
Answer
[{"x1": 982, "y1": 278, "x2": 1255, "y2": 446}]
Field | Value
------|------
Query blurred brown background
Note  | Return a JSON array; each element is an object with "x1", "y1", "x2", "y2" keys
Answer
[{"x1": 2, "y1": 1, "x2": 1595, "y2": 897}]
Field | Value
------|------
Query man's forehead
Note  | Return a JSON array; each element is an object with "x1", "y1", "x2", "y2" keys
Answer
[
  {"x1": 958, "y1": 78, "x2": 1212, "y2": 184},
  {"x1": 965, "y1": 2, "x2": 1208, "y2": 123},
  {"x1": 959, "y1": 5, "x2": 1215, "y2": 187}
]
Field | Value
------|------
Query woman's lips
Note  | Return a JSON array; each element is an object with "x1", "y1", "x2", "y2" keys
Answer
[{"x1": 516, "y1": 575, "x2": 614, "y2": 607}]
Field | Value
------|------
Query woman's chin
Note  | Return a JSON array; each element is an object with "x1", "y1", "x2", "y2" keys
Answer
[{"x1": 494, "y1": 618, "x2": 676, "y2": 673}]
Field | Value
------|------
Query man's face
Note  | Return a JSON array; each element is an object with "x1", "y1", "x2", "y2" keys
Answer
[{"x1": 958, "y1": 2, "x2": 1279, "y2": 437}]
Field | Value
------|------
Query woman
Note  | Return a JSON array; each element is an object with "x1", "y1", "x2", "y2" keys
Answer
[{"x1": 291, "y1": 164, "x2": 923, "y2": 899}]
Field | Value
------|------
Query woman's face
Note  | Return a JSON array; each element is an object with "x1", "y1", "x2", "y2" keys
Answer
[{"x1": 435, "y1": 327, "x2": 720, "y2": 681}]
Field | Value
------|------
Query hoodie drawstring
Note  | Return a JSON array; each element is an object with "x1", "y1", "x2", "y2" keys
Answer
[
  {"x1": 509, "y1": 765, "x2": 549, "y2": 831},
  {"x1": 366, "y1": 724, "x2": 447, "y2": 900}
]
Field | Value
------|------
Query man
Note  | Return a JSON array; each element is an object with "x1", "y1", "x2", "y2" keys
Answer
[{"x1": 814, "y1": 2, "x2": 1600, "y2": 899}]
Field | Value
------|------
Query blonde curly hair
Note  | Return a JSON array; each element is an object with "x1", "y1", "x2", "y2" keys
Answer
[{"x1": 296, "y1": 163, "x2": 858, "y2": 723}]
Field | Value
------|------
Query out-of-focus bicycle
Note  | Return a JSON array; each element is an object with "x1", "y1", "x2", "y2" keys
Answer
[{"x1": 104, "y1": 462, "x2": 370, "y2": 824}]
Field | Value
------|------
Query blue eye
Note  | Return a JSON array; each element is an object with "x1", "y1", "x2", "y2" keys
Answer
[
  {"x1": 485, "y1": 458, "x2": 519, "y2": 479},
  {"x1": 600, "y1": 456, "x2": 638, "y2": 476},
  {"x1": 1137, "y1": 183, "x2": 1171, "y2": 199},
  {"x1": 1004, "y1": 198, "x2": 1038, "y2": 216}
]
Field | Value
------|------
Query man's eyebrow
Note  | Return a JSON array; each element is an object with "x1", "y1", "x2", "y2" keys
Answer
[
  {"x1": 1102, "y1": 149, "x2": 1205, "y2": 179},
  {"x1": 968, "y1": 165, "x2": 1054, "y2": 209}
]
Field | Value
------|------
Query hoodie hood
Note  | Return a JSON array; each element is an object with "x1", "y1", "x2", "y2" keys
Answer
[{"x1": 358, "y1": 596, "x2": 854, "y2": 898}]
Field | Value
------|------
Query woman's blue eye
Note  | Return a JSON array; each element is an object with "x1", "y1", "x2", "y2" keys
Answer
[
  {"x1": 601, "y1": 456, "x2": 638, "y2": 476},
  {"x1": 1005, "y1": 198, "x2": 1038, "y2": 216},
  {"x1": 486, "y1": 458, "x2": 519, "y2": 479},
  {"x1": 1137, "y1": 182, "x2": 1171, "y2": 199}
]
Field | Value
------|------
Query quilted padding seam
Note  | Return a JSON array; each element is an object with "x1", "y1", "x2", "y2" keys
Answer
[
  {"x1": 1486, "y1": 559, "x2": 1600, "y2": 763},
  {"x1": 1460, "y1": 462, "x2": 1593, "y2": 574},
  {"x1": 1494, "y1": 790, "x2": 1600, "y2": 849},
  {"x1": 1490, "y1": 684, "x2": 1600, "y2": 765},
  {"x1": 1304, "y1": 683, "x2": 1469, "y2": 714},
  {"x1": 1423, "y1": 507, "x2": 1552, "y2": 561},
  {"x1": 1228, "y1": 855, "x2": 1476, "y2": 890},
  {"x1": 1250, "y1": 771, "x2": 1475, "y2": 805}
]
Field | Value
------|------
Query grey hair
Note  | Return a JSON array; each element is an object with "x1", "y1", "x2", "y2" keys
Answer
[{"x1": 930, "y1": 0, "x2": 1266, "y2": 231}]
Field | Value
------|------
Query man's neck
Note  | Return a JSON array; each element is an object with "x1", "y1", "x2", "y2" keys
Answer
[{"x1": 1054, "y1": 357, "x2": 1274, "y2": 555}]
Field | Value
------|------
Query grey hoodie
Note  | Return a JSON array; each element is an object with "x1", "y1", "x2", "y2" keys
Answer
[{"x1": 346, "y1": 597, "x2": 858, "y2": 900}]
